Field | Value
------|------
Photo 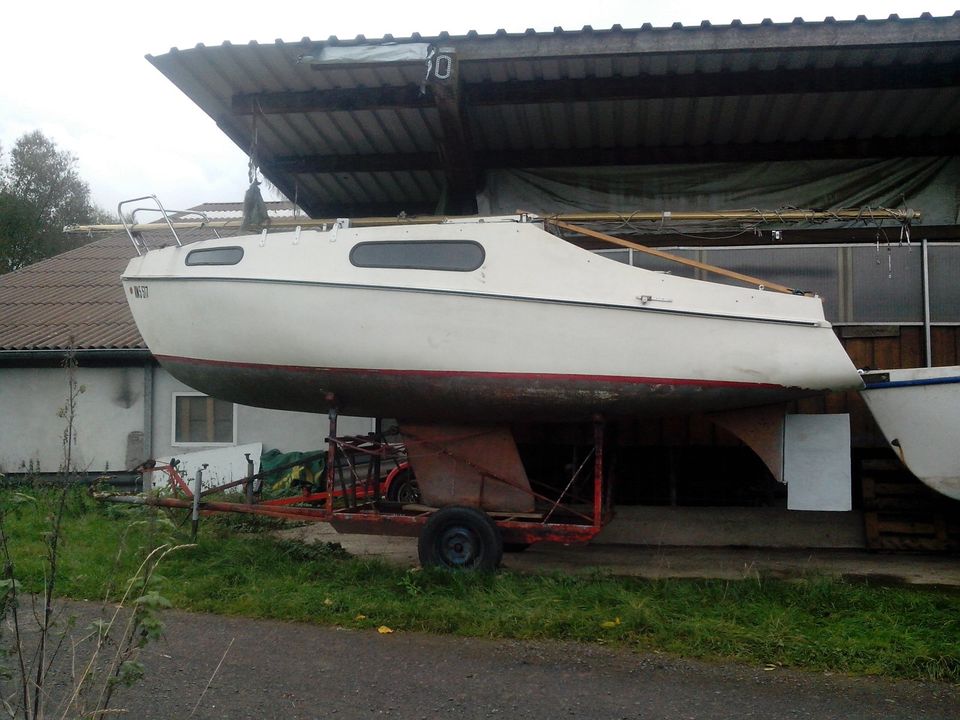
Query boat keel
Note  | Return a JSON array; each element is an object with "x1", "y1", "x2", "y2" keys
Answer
[{"x1": 399, "y1": 423, "x2": 536, "y2": 513}]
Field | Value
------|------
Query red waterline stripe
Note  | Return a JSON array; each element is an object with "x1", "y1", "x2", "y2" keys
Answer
[{"x1": 155, "y1": 354, "x2": 784, "y2": 391}]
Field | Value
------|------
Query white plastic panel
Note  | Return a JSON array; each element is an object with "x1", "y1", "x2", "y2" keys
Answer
[{"x1": 784, "y1": 414, "x2": 852, "y2": 511}]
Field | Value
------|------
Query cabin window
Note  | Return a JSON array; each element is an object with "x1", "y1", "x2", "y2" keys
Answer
[
  {"x1": 349, "y1": 240, "x2": 485, "y2": 271},
  {"x1": 185, "y1": 247, "x2": 244, "y2": 266},
  {"x1": 172, "y1": 393, "x2": 236, "y2": 446}
]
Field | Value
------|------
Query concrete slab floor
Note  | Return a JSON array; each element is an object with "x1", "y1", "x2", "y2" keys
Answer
[{"x1": 276, "y1": 523, "x2": 960, "y2": 587}]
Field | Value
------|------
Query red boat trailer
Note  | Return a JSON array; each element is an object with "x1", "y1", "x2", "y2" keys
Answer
[{"x1": 108, "y1": 412, "x2": 615, "y2": 570}]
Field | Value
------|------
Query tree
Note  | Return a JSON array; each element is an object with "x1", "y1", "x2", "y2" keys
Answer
[
  {"x1": 0, "y1": 131, "x2": 110, "y2": 274},
  {"x1": 0, "y1": 193, "x2": 41, "y2": 274}
]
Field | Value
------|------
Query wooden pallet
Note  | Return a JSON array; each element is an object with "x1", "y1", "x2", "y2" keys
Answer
[{"x1": 860, "y1": 454, "x2": 960, "y2": 552}]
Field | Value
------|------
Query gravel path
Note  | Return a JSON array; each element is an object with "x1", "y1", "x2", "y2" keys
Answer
[{"x1": 51, "y1": 605, "x2": 955, "y2": 720}]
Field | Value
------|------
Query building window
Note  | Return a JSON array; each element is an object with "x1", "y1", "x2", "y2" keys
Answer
[
  {"x1": 349, "y1": 240, "x2": 485, "y2": 271},
  {"x1": 172, "y1": 393, "x2": 236, "y2": 445}
]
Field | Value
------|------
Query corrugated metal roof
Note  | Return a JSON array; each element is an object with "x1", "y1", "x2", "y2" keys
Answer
[{"x1": 147, "y1": 14, "x2": 960, "y2": 218}]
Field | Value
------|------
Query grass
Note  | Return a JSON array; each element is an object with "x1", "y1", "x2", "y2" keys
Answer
[{"x1": 2, "y1": 488, "x2": 959, "y2": 683}]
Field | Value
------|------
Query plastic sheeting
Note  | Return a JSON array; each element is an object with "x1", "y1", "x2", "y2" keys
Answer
[
  {"x1": 478, "y1": 157, "x2": 960, "y2": 226},
  {"x1": 259, "y1": 448, "x2": 325, "y2": 491},
  {"x1": 300, "y1": 43, "x2": 430, "y2": 65}
]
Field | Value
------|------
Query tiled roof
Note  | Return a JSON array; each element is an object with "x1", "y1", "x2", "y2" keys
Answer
[
  {"x1": 0, "y1": 225, "x2": 234, "y2": 352},
  {"x1": 176, "y1": 201, "x2": 302, "y2": 219}
]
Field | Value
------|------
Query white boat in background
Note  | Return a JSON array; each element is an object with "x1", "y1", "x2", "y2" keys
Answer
[
  {"x1": 860, "y1": 366, "x2": 960, "y2": 500},
  {"x1": 121, "y1": 214, "x2": 863, "y2": 421}
]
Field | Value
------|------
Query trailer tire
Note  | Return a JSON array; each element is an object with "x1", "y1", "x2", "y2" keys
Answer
[
  {"x1": 386, "y1": 468, "x2": 421, "y2": 503},
  {"x1": 418, "y1": 506, "x2": 503, "y2": 571}
]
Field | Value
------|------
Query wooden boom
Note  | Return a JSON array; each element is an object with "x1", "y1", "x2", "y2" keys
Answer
[{"x1": 549, "y1": 220, "x2": 798, "y2": 295}]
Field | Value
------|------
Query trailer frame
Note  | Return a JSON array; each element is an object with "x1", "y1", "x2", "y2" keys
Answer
[{"x1": 107, "y1": 412, "x2": 616, "y2": 569}]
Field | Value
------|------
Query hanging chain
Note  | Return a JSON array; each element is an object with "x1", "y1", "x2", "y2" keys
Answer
[{"x1": 248, "y1": 106, "x2": 260, "y2": 184}]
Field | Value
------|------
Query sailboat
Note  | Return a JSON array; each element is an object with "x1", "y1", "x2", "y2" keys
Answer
[
  {"x1": 861, "y1": 366, "x2": 960, "y2": 500},
  {"x1": 122, "y1": 213, "x2": 863, "y2": 421}
]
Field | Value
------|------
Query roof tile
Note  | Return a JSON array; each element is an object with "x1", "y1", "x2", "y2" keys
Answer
[{"x1": 0, "y1": 222, "x2": 239, "y2": 352}]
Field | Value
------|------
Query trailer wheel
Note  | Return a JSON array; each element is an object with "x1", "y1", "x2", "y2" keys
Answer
[
  {"x1": 418, "y1": 506, "x2": 503, "y2": 571},
  {"x1": 386, "y1": 468, "x2": 421, "y2": 504}
]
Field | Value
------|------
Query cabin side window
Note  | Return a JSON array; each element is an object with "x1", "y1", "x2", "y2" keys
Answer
[
  {"x1": 349, "y1": 241, "x2": 485, "y2": 271},
  {"x1": 185, "y1": 247, "x2": 244, "y2": 266},
  {"x1": 172, "y1": 393, "x2": 236, "y2": 446}
]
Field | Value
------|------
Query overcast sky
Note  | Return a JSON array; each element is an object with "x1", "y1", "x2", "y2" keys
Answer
[{"x1": 2, "y1": 1, "x2": 956, "y2": 217}]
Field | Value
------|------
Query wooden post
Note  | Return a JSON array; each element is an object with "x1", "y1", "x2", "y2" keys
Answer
[
  {"x1": 372, "y1": 417, "x2": 383, "y2": 501},
  {"x1": 191, "y1": 464, "x2": 207, "y2": 541},
  {"x1": 593, "y1": 416, "x2": 604, "y2": 528},
  {"x1": 325, "y1": 406, "x2": 338, "y2": 517},
  {"x1": 244, "y1": 453, "x2": 254, "y2": 505}
]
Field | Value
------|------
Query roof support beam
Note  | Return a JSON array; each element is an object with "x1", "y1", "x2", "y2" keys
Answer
[
  {"x1": 266, "y1": 152, "x2": 441, "y2": 174},
  {"x1": 465, "y1": 62, "x2": 960, "y2": 104},
  {"x1": 479, "y1": 134, "x2": 960, "y2": 167},
  {"x1": 231, "y1": 62, "x2": 960, "y2": 116},
  {"x1": 427, "y1": 50, "x2": 477, "y2": 214},
  {"x1": 260, "y1": 134, "x2": 960, "y2": 174}
]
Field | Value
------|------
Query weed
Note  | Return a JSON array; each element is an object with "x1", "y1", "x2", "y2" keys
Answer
[
  {"x1": 206, "y1": 509, "x2": 306, "y2": 534},
  {"x1": 275, "y1": 539, "x2": 350, "y2": 562},
  {"x1": 0, "y1": 353, "x2": 179, "y2": 719},
  {"x1": 3, "y1": 489, "x2": 959, "y2": 683}
]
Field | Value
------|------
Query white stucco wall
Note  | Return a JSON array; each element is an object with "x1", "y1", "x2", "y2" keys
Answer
[
  {"x1": 150, "y1": 368, "x2": 373, "y2": 462},
  {"x1": 0, "y1": 366, "x2": 145, "y2": 474},
  {"x1": 0, "y1": 363, "x2": 374, "y2": 475}
]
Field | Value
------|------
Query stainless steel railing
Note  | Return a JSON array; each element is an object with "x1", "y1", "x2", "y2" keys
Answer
[{"x1": 118, "y1": 195, "x2": 220, "y2": 255}]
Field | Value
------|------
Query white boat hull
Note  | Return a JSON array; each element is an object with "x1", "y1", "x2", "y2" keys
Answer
[
  {"x1": 860, "y1": 366, "x2": 960, "y2": 500},
  {"x1": 123, "y1": 219, "x2": 863, "y2": 421}
]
